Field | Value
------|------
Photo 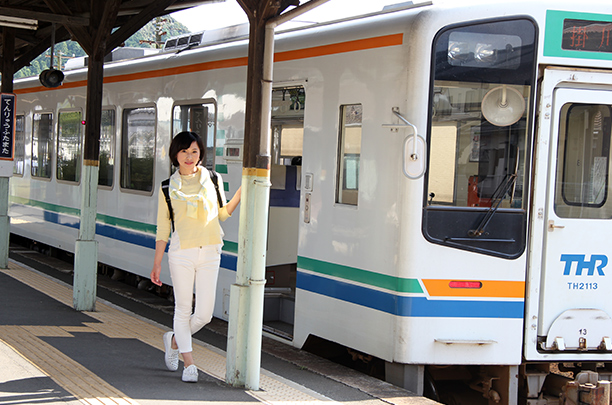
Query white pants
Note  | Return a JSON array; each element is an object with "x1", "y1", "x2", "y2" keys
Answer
[{"x1": 168, "y1": 242, "x2": 221, "y2": 353}]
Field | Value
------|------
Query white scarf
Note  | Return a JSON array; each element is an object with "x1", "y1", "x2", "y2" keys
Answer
[{"x1": 168, "y1": 166, "x2": 214, "y2": 220}]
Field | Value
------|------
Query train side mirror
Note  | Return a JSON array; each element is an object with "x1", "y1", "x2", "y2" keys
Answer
[{"x1": 39, "y1": 68, "x2": 64, "y2": 88}]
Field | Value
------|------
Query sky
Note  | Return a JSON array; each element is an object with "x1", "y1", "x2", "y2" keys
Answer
[{"x1": 171, "y1": 0, "x2": 411, "y2": 32}]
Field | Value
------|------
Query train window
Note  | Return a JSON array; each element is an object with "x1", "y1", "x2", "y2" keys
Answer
[
  {"x1": 172, "y1": 101, "x2": 216, "y2": 169},
  {"x1": 13, "y1": 115, "x2": 24, "y2": 176},
  {"x1": 555, "y1": 104, "x2": 612, "y2": 219},
  {"x1": 336, "y1": 104, "x2": 362, "y2": 206},
  {"x1": 424, "y1": 18, "x2": 536, "y2": 258},
  {"x1": 31, "y1": 112, "x2": 53, "y2": 179},
  {"x1": 120, "y1": 106, "x2": 156, "y2": 193},
  {"x1": 57, "y1": 111, "x2": 83, "y2": 183},
  {"x1": 99, "y1": 109, "x2": 116, "y2": 187},
  {"x1": 271, "y1": 87, "x2": 305, "y2": 166}
]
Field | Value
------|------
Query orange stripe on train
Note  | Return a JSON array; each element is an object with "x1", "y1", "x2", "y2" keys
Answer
[
  {"x1": 422, "y1": 279, "x2": 525, "y2": 298},
  {"x1": 14, "y1": 33, "x2": 403, "y2": 95}
]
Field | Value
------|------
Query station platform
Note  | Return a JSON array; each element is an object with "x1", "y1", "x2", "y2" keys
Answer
[{"x1": 0, "y1": 254, "x2": 437, "y2": 405}]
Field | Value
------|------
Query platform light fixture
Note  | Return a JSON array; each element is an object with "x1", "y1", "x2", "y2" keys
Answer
[
  {"x1": 39, "y1": 22, "x2": 64, "y2": 88},
  {"x1": 0, "y1": 15, "x2": 38, "y2": 30}
]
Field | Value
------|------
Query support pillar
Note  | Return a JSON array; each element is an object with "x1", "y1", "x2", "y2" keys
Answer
[
  {"x1": 73, "y1": 47, "x2": 103, "y2": 311},
  {"x1": 226, "y1": 169, "x2": 270, "y2": 389},
  {"x1": 227, "y1": 0, "x2": 329, "y2": 390},
  {"x1": 0, "y1": 178, "x2": 9, "y2": 269},
  {"x1": 73, "y1": 163, "x2": 99, "y2": 311}
]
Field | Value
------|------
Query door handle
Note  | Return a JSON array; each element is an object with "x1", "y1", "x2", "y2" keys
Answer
[{"x1": 548, "y1": 220, "x2": 565, "y2": 232}]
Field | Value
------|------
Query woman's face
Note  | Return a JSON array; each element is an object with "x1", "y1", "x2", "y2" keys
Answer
[{"x1": 177, "y1": 141, "x2": 201, "y2": 174}]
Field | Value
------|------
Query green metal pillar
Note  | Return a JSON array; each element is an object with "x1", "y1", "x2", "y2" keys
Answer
[
  {"x1": 73, "y1": 162, "x2": 99, "y2": 311},
  {"x1": 73, "y1": 47, "x2": 104, "y2": 311},
  {"x1": 0, "y1": 177, "x2": 9, "y2": 269},
  {"x1": 226, "y1": 168, "x2": 271, "y2": 389},
  {"x1": 227, "y1": 0, "x2": 330, "y2": 390}
]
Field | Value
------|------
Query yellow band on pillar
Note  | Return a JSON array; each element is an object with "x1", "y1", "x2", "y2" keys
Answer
[
  {"x1": 243, "y1": 167, "x2": 269, "y2": 177},
  {"x1": 83, "y1": 159, "x2": 99, "y2": 167}
]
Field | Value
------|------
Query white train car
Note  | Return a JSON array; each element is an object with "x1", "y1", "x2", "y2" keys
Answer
[{"x1": 8, "y1": 0, "x2": 612, "y2": 403}]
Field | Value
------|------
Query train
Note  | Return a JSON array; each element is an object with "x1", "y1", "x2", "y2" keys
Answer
[{"x1": 7, "y1": 0, "x2": 612, "y2": 403}]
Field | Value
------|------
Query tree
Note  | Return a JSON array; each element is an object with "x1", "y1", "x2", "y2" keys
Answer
[{"x1": 13, "y1": 15, "x2": 191, "y2": 79}]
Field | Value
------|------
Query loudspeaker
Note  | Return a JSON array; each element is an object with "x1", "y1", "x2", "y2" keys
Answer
[
  {"x1": 39, "y1": 68, "x2": 64, "y2": 88},
  {"x1": 481, "y1": 85, "x2": 525, "y2": 127}
]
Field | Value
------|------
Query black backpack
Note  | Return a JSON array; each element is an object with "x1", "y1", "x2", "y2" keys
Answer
[{"x1": 161, "y1": 168, "x2": 224, "y2": 232}]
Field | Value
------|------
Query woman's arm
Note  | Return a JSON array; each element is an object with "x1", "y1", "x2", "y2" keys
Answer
[
  {"x1": 150, "y1": 240, "x2": 167, "y2": 286},
  {"x1": 225, "y1": 186, "x2": 242, "y2": 216}
]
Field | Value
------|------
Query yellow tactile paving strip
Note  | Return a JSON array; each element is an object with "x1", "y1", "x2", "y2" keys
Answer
[
  {"x1": 0, "y1": 325, "x2": 138, "y2": 405},
  {"x1": 0, "y1": 262, "x2": 335, "y2": 405}
]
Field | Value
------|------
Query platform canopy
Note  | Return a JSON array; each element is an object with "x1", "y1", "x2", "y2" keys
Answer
[{"x1": 0, "y1": 0, "x2": 225, "y2": 72}]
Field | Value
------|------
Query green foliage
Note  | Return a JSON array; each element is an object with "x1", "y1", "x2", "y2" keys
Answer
[{"x1": 14, "y1": 15, "x2": 190, "y2": 79}]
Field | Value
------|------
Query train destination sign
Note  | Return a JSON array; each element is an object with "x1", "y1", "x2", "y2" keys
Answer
[
  {"x1": 0, "y1": 93, "x2": 15, "y2": 161},
  {"x1": 563, "y1": 19, "x2": 612, "y2": 53}
]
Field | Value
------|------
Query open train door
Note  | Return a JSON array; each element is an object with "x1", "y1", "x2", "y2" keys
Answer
[{"x1": 531, "y1": 67, "x2": 612, "y2": 357}]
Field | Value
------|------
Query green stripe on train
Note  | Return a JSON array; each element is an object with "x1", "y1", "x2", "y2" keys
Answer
[
  {"x1": 11, "y1": 196, "x2": 155, "y2": 233},
  {"x1": 297, "y1": 256, "x2": 423, "y2": 294},
  {"x1": 11, "y1": 196, "x2": 242, "y2": 249},
  {"x1": 11, "y1": 196, "x2": 80, "y2": 217},
  {"x1": 222, "y1": 241, "x2": 238, "y2": 254}
]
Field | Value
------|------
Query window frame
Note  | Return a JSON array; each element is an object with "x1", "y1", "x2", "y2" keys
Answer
[
  {"x1": 422, "y1": 17, "x2": 538, "y2": 259},
  {"x1": 171, "y1": 99, "x2": 217, "y2": 171},
  {"x1": 13, "y1": 113, "x2": 25, "y2": 177},
  {"x1": 119, "y1": 104, "x2": 157, "y2": 195},
  {"x1": 56, "y1": 109, "x2": 83, "y2": 184},
  {"x1": 98, "y1": 107, "x2": 117, "y2": 190},
  {"x1": 555, "y1": 102, "x2": 612, "y2": 217},
  {"x1": 335, "y1": 103, "x2": 362, "y2": 206},
  {"x1": 31, "y1": 111, "x2": 54, "y2": 181}
]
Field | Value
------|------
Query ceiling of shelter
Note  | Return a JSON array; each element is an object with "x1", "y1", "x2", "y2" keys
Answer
[{"x1": 0, "y1": 0, "x2": 224, "y2": 72}]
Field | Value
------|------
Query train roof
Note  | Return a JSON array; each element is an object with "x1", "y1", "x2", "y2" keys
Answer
[{"x1": 13, "y1": 0, "x2": 612, "y2": 86}]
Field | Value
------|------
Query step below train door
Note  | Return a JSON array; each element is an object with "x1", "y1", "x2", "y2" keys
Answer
[
  {"x1": 263, "y1": 85, "x2": 305, "y2": 340},
  {"x1": 536, "y1": 68, "x2": 612, "y2": 356}
]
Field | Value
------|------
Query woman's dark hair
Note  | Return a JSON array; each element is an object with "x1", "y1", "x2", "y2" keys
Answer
[{"x1": 169, "y1": 131, "x2": 205, "y2": 167}]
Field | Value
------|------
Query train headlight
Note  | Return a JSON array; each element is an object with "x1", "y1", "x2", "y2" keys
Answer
[
  {"x1": 447, "y1": 32, "x2": 522, "y2": 69},
  {"x1": 447, "y1": 41, "x2": 470, "y2": 63},
  {"x1": 475, "y1": 43, "x2": 496, "y2": 64}
]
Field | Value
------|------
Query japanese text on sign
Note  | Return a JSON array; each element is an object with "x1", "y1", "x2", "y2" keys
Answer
[
  {"x1": 0, "y1": 94, "x2": 15, "y2": 160},
  {"x1": 562, "y1": 19, "x2": 612, "y2": 53}
]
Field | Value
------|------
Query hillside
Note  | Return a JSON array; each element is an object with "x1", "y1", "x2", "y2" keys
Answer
[{"x1": 14, "y1": 16, "x2": 191, "y2": 79}]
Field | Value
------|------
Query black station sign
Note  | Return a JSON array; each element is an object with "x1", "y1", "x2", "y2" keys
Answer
[{"x1": 0, "y1": 93, "x2": 15, "y2": 160}]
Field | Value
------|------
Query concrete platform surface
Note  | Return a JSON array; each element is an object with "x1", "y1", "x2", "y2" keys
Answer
[{"x1": 0, "y1": 258, "x2": 438, "y2": 405}]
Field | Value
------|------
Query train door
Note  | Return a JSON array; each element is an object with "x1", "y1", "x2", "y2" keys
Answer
[
  {"x1": 263, "y1": 85, "x2": 305, "y2": 339},
  {"x1": 537, "y1": 68, "x2": 612, "y2": 353}
]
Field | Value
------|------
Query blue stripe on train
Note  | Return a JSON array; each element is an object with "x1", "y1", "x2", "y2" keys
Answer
[
  {"x1": 35, "y1": 207, "x2": 240, "y2": 271},
  {"x1": 296, "y1": 271, "x2": 525, "y2": 319},
  {"x1": 44, "y1": 210, "x2": 157, "y2": 249},
  {"x1": 31, "y1": 206, "x2": 525, "y2": 319}
]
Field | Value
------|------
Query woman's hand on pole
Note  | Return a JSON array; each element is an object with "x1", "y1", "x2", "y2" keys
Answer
[{"x1": 226, "y1": 186, "x2": 242, "y2": 216}]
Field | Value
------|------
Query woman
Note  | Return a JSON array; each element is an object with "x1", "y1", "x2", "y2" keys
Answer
[{"x1": 151, "y1": 131, "x2": 241, "y2": 383}]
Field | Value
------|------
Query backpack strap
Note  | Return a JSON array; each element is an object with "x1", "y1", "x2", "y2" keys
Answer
[
  {"x1": 162, "y1": 170, "x2": 223, "y2": 233},
  {"x1": 207, "y1": 168, "x2": 225, "y2": 207},
  {"x1": 161, "y1": 178, "x2": 174, "y2": 232}
]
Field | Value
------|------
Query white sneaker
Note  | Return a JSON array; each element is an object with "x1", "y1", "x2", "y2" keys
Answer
[
  {"x1": 182, "y1": 364, "x2": 198, "y2": 383},
  {"x1": 163, "y1": 332, "x2": 179, "y2": 371}
]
